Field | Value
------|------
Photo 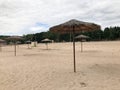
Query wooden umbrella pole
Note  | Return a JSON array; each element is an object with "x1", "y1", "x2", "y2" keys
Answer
[
  {"x1": 70, "y1": 32, "x2": 72, "y2": 42},
  {"x1": 73, "y1": 26, "x2": 76, "y2": 73},
  {"x1": 81, "y1": 40, "x2": 83, "y2": 52},
  {"x1": 14, "y1": 42, "x2": 16, "y2": 56},
  {"x1": 0, "y1": 44, "x2": 1, "y2": 52},
  {"x1": 46, "y1": 43, "x2": 48, "y2": 50},
  {"x1": 28, "y1": 44, "x2": 29, "y2": 49}
]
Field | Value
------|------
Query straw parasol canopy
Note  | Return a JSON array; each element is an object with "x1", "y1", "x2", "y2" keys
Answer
[
  {"x1": 26, "y1": 40, "x2": 31, "y2": 49},
  {"x1": 75, "y1": 34, "x2": 90, "y2": 52},
  {"x1": 0, "y1": 39, "x2": 6, "y2": 51},
  {"x1": 50, "y1": 19, "x2": 101, "y2": 33},
  {"x1": 75, "y1": 34, "x2": 90, "y2": 39},
  {"x1": 42, "y1": 38, "x2": 52, "y2": 49},
  {"x1": 42, "y1": 38, "x2": 52, "y2": 42},
  {"x1": 0, "y1": 39, "x2": 5, "y2": 43},
  {"x1": 26, "y1": 40, "x2": 31, "y2": 44},
  {"x1": 6, "y1": 36, "x2": 23, "y2": 41},
  {"x1": 50, "y1": 19, "x2": 101, "y2": 72},
  {"x1": 6, "y1": 36, "x2": 23, "y2": 56},
  {"x1": 16, "y1": 41, "x2": 21, "y2": 44}
]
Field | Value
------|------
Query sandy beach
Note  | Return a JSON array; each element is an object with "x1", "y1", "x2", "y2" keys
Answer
[{"x1": 0, "y1": 41, "x2": 120, "y2": 90}]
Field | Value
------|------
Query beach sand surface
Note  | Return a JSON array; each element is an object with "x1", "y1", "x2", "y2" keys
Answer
[{"x1": 0, "y1": 41, "x2": 120, "y2": 90}]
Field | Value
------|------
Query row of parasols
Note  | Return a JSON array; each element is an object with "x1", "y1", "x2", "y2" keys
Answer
[
  {"x1": 0, "y1": 35, "x2": 90, "y2": 51},
  {"x1": 0, "y1": 34, "x2": 89, "y2": 52},
  {"x1": 0, "y1": 19, "x2": 101, "y2": 73}
]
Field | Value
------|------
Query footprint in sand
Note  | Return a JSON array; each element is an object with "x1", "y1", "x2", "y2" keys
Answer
[{"x1": 80, "y1": 82, "x2": 87, "y2": 87}]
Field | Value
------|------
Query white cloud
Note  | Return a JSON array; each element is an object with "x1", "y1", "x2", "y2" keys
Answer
[
  {"x1": 30, "y1": 26, "x2": 49, "y2": 33},
  {"x1": 0, "y1": 0, "x2": 120, "y2": 35}
]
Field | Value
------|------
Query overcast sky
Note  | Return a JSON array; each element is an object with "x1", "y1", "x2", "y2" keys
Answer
[{"x1": 0, "y1": 0, "x2": 120, "y2": 35}]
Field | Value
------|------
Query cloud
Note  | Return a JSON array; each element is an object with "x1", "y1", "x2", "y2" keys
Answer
[{"x1": 0, "y1": 0, "x2": 120, "y2": 35}]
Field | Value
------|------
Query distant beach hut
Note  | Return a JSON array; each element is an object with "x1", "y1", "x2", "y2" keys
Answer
[
  {"x1": 42, "y1": 38, "x2": 52, "y2": 50},
  {"x1": 75, "y1": 34, "x2": 90, "y2": 52},
  {"x1": 26, "y1": 40, "x2": 31, "y2": 49},
  {"x1": 6, "y1": 36, "x2": 23, "y2": 56},
  {"x1": 50, "y1": 19, "x2": 101, "y2": 72},
  {"x1": 0, "y1": 39, "x2": 6, "y2": 51}
]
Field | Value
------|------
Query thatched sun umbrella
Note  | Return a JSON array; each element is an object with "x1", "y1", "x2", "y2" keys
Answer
[
  {"x1": 42, "y1": 38, "x2": 52, "y2": 50},
  {"x1": 75, "y1": 34, "x2": 90, "y2": 52},
  {"x1": 0, "y1": 39, "x2": 6, "y2": 51},
  {"x1": 26, "y1": 40, "x2": 31, "y2": 49},
  {"x1": 6, "y1": 36, "x2": 23, "y2": 56},
  {"x1": 50, "y1": 19, "x2": 101, "y2": 72}
]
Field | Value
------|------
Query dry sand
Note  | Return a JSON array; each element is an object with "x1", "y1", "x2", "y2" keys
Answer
[{"x1": 0, "y1": 41, "x2": 120, "y2": 90}]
